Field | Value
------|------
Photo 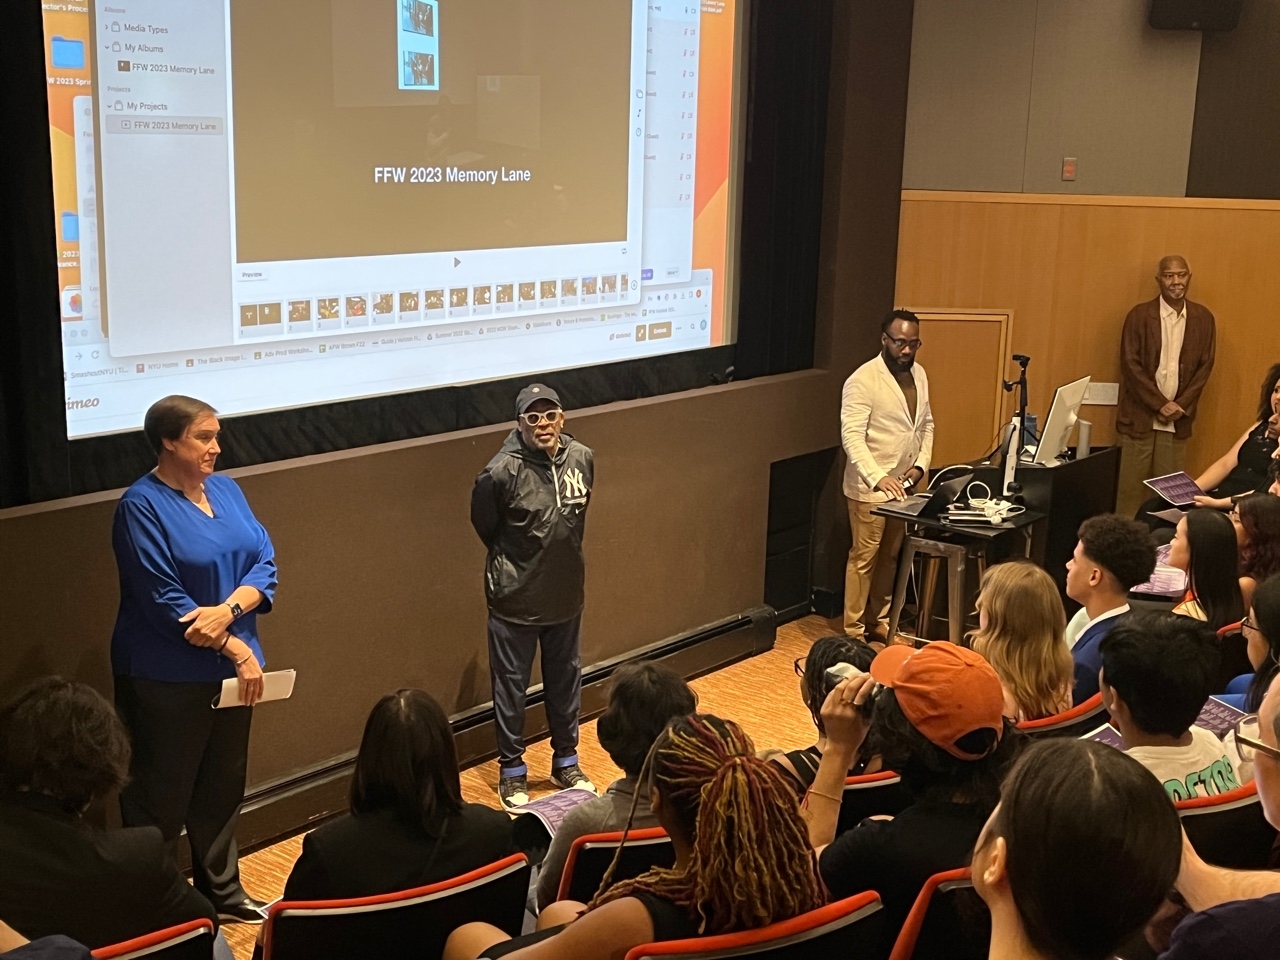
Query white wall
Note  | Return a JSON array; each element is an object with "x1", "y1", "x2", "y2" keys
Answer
[{"x1": 903, "y1": 0, "x2": 1202, "y2": 196}]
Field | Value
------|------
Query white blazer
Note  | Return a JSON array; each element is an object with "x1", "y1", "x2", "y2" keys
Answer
[{"x1": 840, "y1": 355, "x2": 935, "y2": 502}]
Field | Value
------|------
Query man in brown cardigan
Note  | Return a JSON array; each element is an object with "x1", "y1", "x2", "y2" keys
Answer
[{"x1": 1115, "y1": 256, "x2": 1216, "y2": 517}]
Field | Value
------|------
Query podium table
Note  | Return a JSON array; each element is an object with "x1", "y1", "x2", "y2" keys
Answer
[
  {"x1": 873, "y1": 446, "x2": 1119, "y2": 641},
  {"x1": 966, "y1": 446, "x2": 1121, "y2": 598},
  {"x1": 872, "y1": 508, "x2": 1044, "y2": 644}
]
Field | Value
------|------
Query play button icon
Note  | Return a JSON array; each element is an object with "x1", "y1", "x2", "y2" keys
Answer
[{"x1": 453, "y1": 257, "x2": 461, "y2": 268}]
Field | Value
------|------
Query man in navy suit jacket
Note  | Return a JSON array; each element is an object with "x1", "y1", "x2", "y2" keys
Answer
[{"x1": 1065, "y1": 514, "x2": 1157, "y2": 704}]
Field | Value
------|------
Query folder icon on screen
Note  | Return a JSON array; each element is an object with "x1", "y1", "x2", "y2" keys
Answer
[
  {"x1": 61, "y1": 212, "x2": 79, "y2": 243},
  {"x1": 51, "y1": 36, "x2": 85, "y2": 70}
]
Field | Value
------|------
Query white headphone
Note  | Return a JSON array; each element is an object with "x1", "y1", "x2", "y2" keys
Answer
[{"x1": 963, "y1": 481, "x2": 1026, "y2": 522}]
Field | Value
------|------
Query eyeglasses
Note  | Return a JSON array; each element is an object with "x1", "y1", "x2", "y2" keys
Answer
[
  {"x1": 520, "y1": 409, "x2": 563, "y2": 427},
  {"x1": 885, "y1": 337, "x2": 922, "y2": 350},
  {"x1": 1242, "y1": 616, "x2": 1256, "y2": 633},
  {"x1": 1233, "y1": 715, "x2": 1280, "y2": 764},
  {"x1": 794, "y1": 656, "x2": 806, "y2": 678}
]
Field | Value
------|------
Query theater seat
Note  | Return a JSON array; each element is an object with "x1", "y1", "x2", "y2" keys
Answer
[
  {"x1": 1177, "y1": 781, "x2": 1279, "y2": 870},
  {"x1": 91, "y1": 919, "x2": 215, "y2": 960},
  {"x1": 888, "y1": 868, "x2": 989, "y2": 960},
  {"x1": 623, "y1": 891, "x2": 884, "y2": 960},
  {"x1": 836, "y1": 771, "x2": 912, "y2": 833},
  {"x1": 557, "y1": 826, "x2": 676, "y2": 903},
  {"x1": 262, "y1": 853, "x2": 530, "y2": 960},
  {"x1": 1017, "y1": 693, "x2": 1109, "y2": 739}
]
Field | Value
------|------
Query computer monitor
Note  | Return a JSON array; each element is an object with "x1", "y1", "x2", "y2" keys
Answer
[{"x1": 1033, "y1": 376, "x2": 1091, "y2": 465}]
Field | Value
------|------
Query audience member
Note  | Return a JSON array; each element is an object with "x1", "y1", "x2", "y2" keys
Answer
[
  {"x1": 967, "y1": 562, "x2": 1073, "y2": 721},
  {"x1": 1099, "y1": 615, "x2": 1244, "y2": 800},
  {"x1": 1115, "y1": 255, "x2": 1216, "y2": 518},
  {"x1": 445, "y1": 714, "x2": 824, "y2": 960},
  {"x1": 973, "y1": 739, "x2": 1181, "y2": 960},
  {"x1": 0, "y1": 679, "x2": 217, "y2": 949},
  {"x1": 1234, "y1": 575, "x2": 1280, "y2": 713},
  {"x1": 281, "y1": 689, "x2": 514, "y2": 901},
  {"x1": 1168, "y1": 509, "x2": 1247, "y2": 630},
  {"x1": 1160, "y1": 672, "x2": 1280, "y2": 958},
  {"x1": 1065, "y1": 514, "x2": 1158, "y2": 703},
  {"x1": 535, "y1": 663, "x2": 695, "y2": 911},
  {"x1": 1188, "y1": 362, "x2": 1280, "y2": 511},
  {"x1": 1234, "y1": 493, "x2": 1280, "y2": 607},
  {"x1": 806, "y1": 643, "x2": 1023, "y2": 956},
  {"x1": 761, "y1": 635, "x2": 880, "y2": 796},
  {"x1": 0, "y1": 922, "x2": 90, "y2": 960}
]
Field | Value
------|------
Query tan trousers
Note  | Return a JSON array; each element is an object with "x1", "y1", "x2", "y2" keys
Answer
[
  {"x1": 844, "y1": 498, "x2": 906, "y2": 639},
  {"x1": 1117, "y1": 432, "x2": 1187, "y2": 518}
]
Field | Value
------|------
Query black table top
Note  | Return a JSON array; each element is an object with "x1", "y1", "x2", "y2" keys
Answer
[{"x1": 870, "y1": 502, "x2": 1046, "y2": 540}]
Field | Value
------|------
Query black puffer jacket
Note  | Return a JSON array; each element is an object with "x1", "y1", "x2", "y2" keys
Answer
[{"x1": 470, "y1": 429, "x2": 594, "y2": 625}]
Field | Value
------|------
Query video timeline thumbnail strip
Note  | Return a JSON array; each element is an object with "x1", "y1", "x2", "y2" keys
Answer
[{"x1": 238, "y1": 274, "x2": 634, "y2": 337}]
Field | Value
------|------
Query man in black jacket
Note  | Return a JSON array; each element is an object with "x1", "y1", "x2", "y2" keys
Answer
[{"x1": 471, "y1": 384, "x2": 596, "y2": 809}]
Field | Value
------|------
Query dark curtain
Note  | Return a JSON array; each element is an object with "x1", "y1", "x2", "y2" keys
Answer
[
  {"x1": 0, "y1": 0, "x2": 72, "y2": 506},
  {"x1": 735, "y1": 0, "x2": 834, "y2": 381}
]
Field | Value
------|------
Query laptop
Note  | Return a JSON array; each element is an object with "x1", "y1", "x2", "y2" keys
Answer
[{"x1": 890, "y1": 471, "x2": 974, "y2": 519}]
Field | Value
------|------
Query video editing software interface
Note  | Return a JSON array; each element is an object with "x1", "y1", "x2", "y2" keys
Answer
[{"x1": 43, "y1": 0, "x2": 742, "y2": 437}]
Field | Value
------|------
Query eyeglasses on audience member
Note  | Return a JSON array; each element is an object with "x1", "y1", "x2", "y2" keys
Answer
[{"x1": 1233, "y1": 715, "x2": 1280, "y2": 764}]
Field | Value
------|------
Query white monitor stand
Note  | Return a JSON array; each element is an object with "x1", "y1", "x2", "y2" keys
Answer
[{"x1": 1003, "y1": 416, "x2": 1020, "y2": 497}]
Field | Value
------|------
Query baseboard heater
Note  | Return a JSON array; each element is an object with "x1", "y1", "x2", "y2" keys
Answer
[{"x1": 227, "y1": 606, "x2": 777, "y2": 857}]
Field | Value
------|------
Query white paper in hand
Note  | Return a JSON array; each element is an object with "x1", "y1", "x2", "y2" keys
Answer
[{"x1": 213, "y1": 669, "x2": 297, "y2": 709}]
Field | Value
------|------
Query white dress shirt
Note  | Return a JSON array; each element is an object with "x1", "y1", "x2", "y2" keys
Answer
[
  {"x1": 1153, "y1": 296, "x2": 1186, "y2": 433},
  {"x1": 840, "y1": 355, "x2": 935, "y2": 502}
]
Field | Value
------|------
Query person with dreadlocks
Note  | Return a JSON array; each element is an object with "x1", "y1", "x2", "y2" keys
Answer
[{"x1": 443, "y1": 714, "x2": 827, "y2": 960}]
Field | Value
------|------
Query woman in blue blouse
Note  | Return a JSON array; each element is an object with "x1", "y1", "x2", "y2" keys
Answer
[{"x1": 111, "y1": 395, "x2": 277, "y2": 924}]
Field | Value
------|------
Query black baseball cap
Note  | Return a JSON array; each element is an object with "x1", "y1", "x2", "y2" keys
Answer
[{"x1": 515, "y1": 383, "x2": 562, "y2": 416}]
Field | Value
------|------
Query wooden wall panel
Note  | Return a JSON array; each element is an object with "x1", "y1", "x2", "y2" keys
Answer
[
  {"x1": 914, "y1": 313, "x2": 1009, "y2": 466},
  {"x1": 895, "y1": 191, "x2": 1280, "y2": 475}
]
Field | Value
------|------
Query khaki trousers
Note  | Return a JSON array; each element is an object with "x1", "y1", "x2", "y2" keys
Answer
[
  {"x1": 1117, "y1": 432, "x2": 1187, "y2": 518},
  {"x1": 844, "y1": 498, "x2": 906, "y2": 639}
]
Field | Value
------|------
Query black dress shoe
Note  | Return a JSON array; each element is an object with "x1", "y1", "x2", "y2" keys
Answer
[{"x1": 217, "y1": 896, "x2": 268, "y2": 924}]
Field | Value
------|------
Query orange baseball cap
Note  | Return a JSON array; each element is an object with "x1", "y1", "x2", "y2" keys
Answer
[{"x1": 869, "y1": 642, "x2": 1005, "y2": 761}]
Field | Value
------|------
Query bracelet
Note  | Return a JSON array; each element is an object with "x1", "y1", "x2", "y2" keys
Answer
[
  {"x1": 233, "y1": 651, "x2": 253, "y2": 667},
  {"x1": 806, "y1": 789, "x2": 843, "y2": 805},
  {"x1": 216, "y1": 635, "x2": 231, "y2": 654}
]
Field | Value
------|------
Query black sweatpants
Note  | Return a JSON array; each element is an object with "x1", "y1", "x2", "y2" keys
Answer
[
  {"x1": 114, "y1": 675, "x2": 252, "y2": 908},
  {"x1": 487, "y1": 613, "x2": 582, "y2": 775}
]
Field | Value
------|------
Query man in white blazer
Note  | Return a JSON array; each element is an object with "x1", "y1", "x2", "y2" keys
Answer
[{"x1": 840, "y1": 309, "x2": 935, "y2": 640}]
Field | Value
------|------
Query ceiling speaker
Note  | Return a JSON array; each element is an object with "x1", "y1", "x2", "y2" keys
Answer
[{"x1": 1149, "y1": 0, "x2": 1243, "y2": 32}]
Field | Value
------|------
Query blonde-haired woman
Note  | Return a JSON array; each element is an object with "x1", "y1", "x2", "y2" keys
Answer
[{"x1": 969, "y1": 562, "x2": 1073, "y2": 721}]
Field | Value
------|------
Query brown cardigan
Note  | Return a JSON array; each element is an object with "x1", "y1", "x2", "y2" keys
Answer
[{"x1": 1116, "y1": 296, "x2": 1216, "y2": 440}]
